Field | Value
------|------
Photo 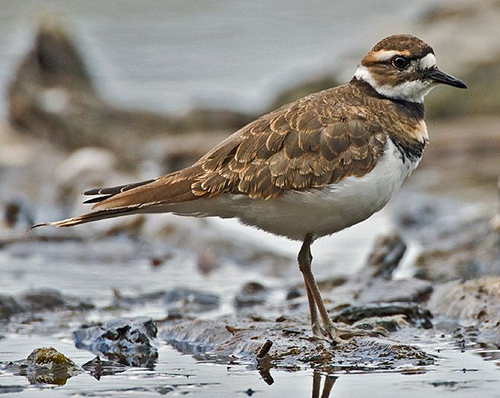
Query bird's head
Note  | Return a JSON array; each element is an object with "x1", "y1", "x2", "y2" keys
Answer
[{"x1": 354, "y1": 34, "x2": 467, "y2": 103}]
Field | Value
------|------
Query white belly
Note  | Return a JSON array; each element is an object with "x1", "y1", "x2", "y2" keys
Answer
[{"x1": 165, "y1": 140, "x2": 420, "y2": 241}]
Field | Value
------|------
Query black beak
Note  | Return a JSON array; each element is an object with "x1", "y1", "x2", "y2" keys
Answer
[{"x1": 427, "y1": 69, "x2": 467, "y2": 89}]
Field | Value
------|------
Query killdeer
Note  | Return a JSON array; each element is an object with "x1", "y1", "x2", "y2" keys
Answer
[{"x1": 34, "y1": 35, "x2": 466, "y2": 343}]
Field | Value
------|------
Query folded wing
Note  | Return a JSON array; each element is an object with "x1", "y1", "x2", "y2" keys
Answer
[{"x1": 35, "y1": 86, "x2": 387, "y2": 228}]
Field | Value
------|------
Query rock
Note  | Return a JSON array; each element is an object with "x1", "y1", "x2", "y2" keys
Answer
[
  {"x1": 285, "y1": 287, "x2": 302, "y2": 301},
  {"x1": 392, "y1": 192, "x2": 500, "y2": 283},
  {"x1": 328, "y1": 232, "x2": 432, "y2": 304},
  {"x1": 427, "y1": 277, "x2": 500, "y2": 347},
  {"x1": 1, "y1": 200, "x2": 33, "y2": 229},
  {"x1": 7, "y1": 16, "x2": 253, "y2": 169},
  {"x1": 74, "y1": 317, "x2": 158, "y2": 367},
  {"x1": 332, "y1": 303, "x2": 433, "y2": 330},
  {"x1": 0, "y1": 289, "x2": 93, "y2": 320},
  {"x1": 25, "y1": 347, "x2": 79, "y2": 370},
  {"x1": 20, "y1": 289, "x2": 66, "y2": 312},
  {"x1": 413, "y1": 216, "x2": 500, "y2": 282},
  {"x1": 0, "y1": 295, "x2": 25, "y2": 319},
  {"x1": 354, "y1": 278, "x2": 433, "y2": 304},
  {"x1": 81, "y1": 356, "x2": 127, "y2": 380},
  {"x1": 114, "y1": 288, "x2": 220, "y2": 315},
  {"x1": 3, "y1": 347, "x2": 80, "y2": 385},
  {"x1": 162, "y1": 317, "x2": 434, "y2": 370},
  {"x1": 428, "y1": 277, "x2": 500, "y2": 331},
  {"x1": 163, "y1": 288, "x2": 220, "y2": 313},
  {"x1": 162, "y1": 319, "x2": 233, "y2": 357},
  {"x1": 392, "y1": 192, "x2": 470, "y2": 237},
  {"x1": 234, "y1": 282, "x2": 269, "y2": 309},
  {"x1": 6, "y1": 16, "x2": 167, "y2": 165},
  {"x1": 20, "y1": 288, "x2": 94, "y2": 313},
  {"x1": 364, "y1": 233, "x2": 407, "y2": 279},
  {"x1": 7, "y1": 17, "x2": 174, "y2": 166},
  {"x1": 351, "y1": 315, "x2": 410, "y2": 333}
]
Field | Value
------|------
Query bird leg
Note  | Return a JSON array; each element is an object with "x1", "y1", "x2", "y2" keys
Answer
[
  {"x1": 302, "y1": 273, "x2": 323, "y2": 337},
  {"x1": 299, "y1": 235, "x2": 325, "y2": 337},
  {"x1": 298, "y1": 234, "x2": 380, "y2": 343},
  {"x1": 298, "y1": 234, "x2": 343, "y2": 343},
  {"x1": 312, "y1": 371, "x2": 337, "y2": 398}
]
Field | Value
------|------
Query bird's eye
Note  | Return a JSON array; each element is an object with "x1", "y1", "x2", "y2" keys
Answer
[{"x1": 391, "y1": 56, "x2": 409, "y2": 69}]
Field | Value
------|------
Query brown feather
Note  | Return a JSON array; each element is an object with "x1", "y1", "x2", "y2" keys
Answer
[
  {"x1": 39, "y1": 73, "x2": 426, "y2": 228},
  {"x1": 30, "y1": 207, "x2": 139, "y2": 228}
]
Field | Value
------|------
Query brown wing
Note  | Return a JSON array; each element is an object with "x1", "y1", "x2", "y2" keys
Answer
[
  {"x1": 33, "y1": 85, "x2": 388, "y2": 228},
  {"x1": 189, "y1": 87, "x2": 387, "y2": 200},
  {"x1": 88, "y1": 86, "x2": 387, "y2": 210}
]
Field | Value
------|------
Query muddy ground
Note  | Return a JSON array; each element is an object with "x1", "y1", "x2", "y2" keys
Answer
[{"x1": 1, "y1": 1, "x2": 500, "y2": 397}]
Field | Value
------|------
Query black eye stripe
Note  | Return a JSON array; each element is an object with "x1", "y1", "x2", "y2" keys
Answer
[
  {"x1": 370, "y1": 54, "x2": 431, "y2": 69},
  {"x1": 377, "y1": 54, "x2": 426, "y2": 65},
  {"x1": 377, "y1": 58, "x2": 412, "y2": 66}
]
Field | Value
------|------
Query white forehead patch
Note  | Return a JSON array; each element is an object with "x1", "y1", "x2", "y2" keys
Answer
[{"x1": 419, "y1": 53, "x2": 436, "y2": 70}]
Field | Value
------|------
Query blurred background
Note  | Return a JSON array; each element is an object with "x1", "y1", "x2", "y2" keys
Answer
[
  {"x1": 1, "y1": 0, "x2": 499, "y2": 245},
  {"x1": 1, "y1": 0, "x2": 500, "y2": 396},
  {"x1": 0, "y1": 0, "x2": 434, "y2": 116}
]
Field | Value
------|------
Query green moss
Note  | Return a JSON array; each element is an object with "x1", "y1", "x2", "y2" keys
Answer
[{"x1": 26, "y1": 347, "x2": 77, "y2": 368}]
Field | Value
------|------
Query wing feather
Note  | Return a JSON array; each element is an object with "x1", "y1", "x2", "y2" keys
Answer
[
  {"x1": 50, "y1": 84, "x2": 389, "y2": 226},
  {"x1": 180, "y1": 85, "x2": 388, "y2": 200}
]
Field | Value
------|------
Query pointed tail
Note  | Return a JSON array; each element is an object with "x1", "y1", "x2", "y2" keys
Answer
[
  {"x1": 27, "y1": 166, "x2": 203, "y2": 233},
  {"x1": 28, "y1": 207, "x2": 139, "y2": 232}
]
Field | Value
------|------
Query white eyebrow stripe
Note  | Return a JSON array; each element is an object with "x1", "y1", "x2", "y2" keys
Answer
[
  {"x1": 370, "y1": 50, "x2": 405, "y2": 62},
  {"x1": 420, "y1": 53, "x2": 437, "y2": 69}
]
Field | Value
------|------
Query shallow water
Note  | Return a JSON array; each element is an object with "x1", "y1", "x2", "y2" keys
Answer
[
  {"x1": 1, "y1": 332, "x2": 500, "y2": 397},
  {"x1": 0, "y1": 216, "x2": 499, "y2": 397}
]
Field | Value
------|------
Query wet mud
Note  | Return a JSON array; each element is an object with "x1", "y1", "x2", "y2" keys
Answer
[{"x1": 2, "y1": 207, "x2": 500, "y2": 396}]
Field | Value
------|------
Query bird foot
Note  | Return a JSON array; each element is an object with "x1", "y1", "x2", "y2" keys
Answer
[{"x1": 311, "y1": 322, "x2": 325, "y2": 338}]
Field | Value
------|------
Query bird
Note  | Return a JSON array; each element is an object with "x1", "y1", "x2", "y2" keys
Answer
[{"x1": 33, "y1": 34, "x2": 467, "y2": 343}]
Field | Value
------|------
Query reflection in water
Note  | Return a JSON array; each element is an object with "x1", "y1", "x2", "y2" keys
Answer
[
  {"x1": 257, "y1": 356, "x2": 275, "y2": 386},
  {"x1": 312, "y1": 371, "x2": 337, "y2": 398},
  {"x1": 475, "y1": 342, "x2": 500, "y2": 363},
  {"x1": 259, "y1": 368, "x2": 275, "y2": 386},
  {"x1": 257, "y1": 366, "x2": 337, "y2": 397}
]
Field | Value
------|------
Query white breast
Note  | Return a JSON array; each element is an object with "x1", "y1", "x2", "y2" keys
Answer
[{"x1": 164, "y1": 140, "x2": 420, "y2": 241}]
